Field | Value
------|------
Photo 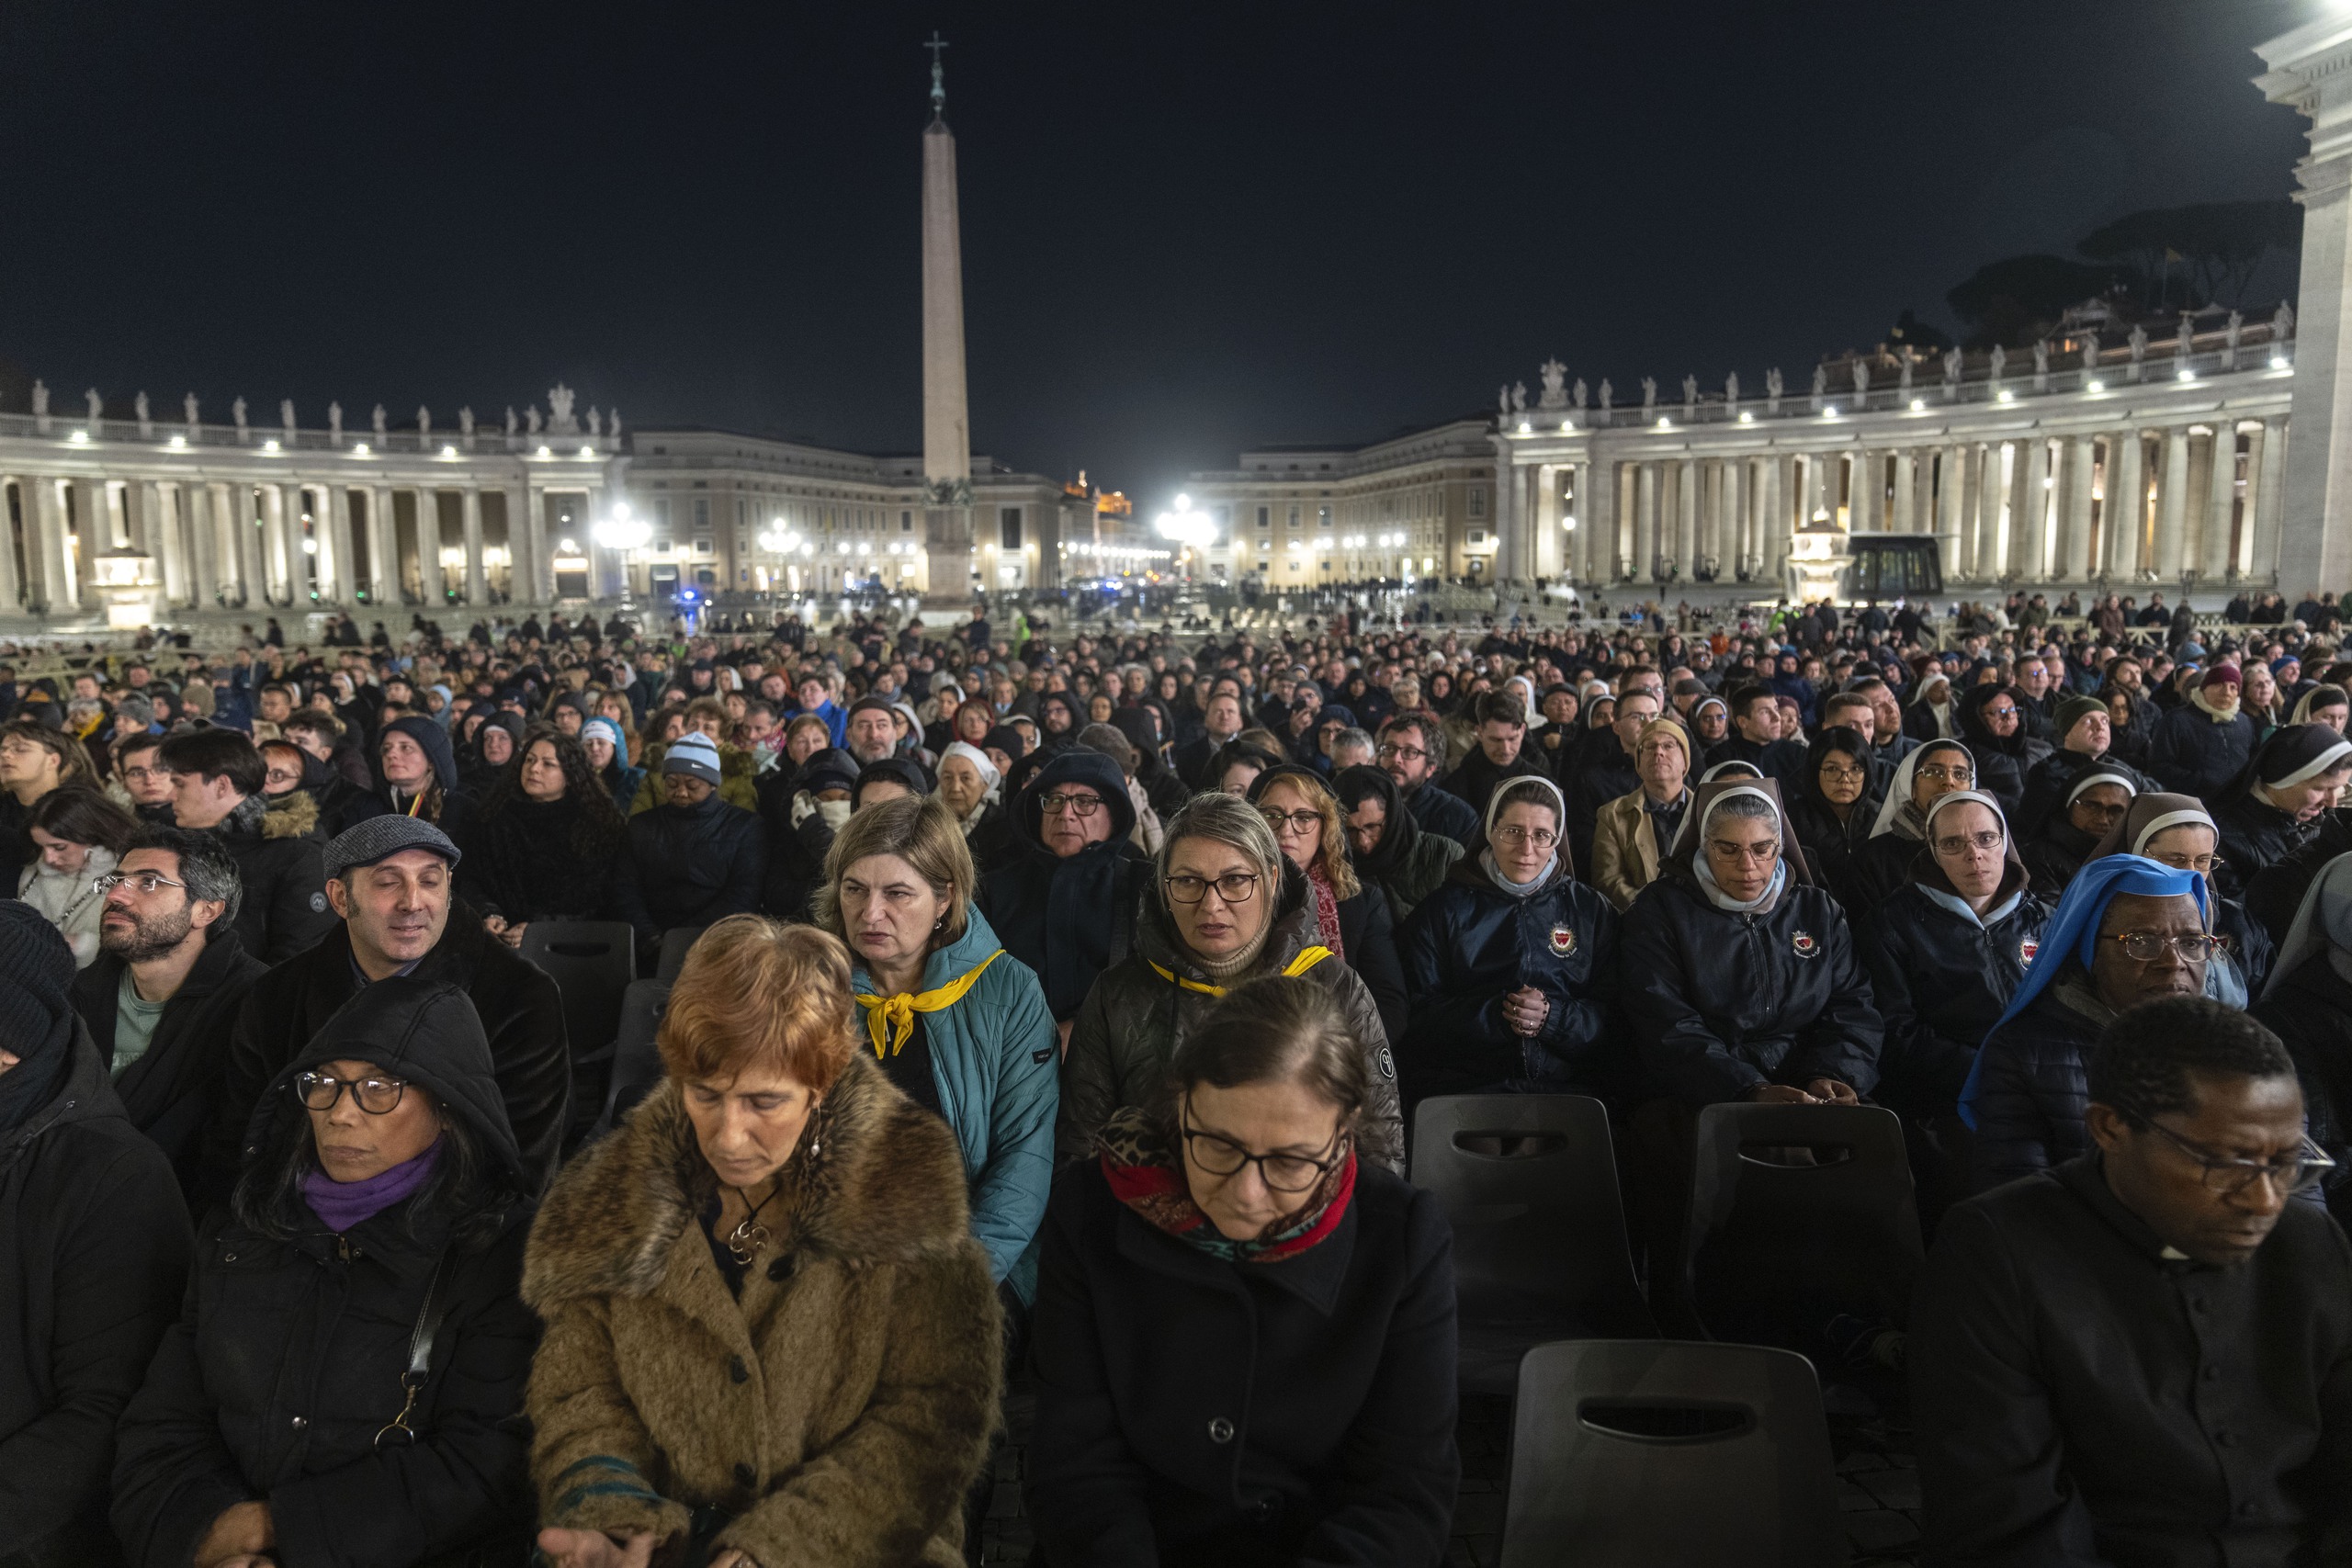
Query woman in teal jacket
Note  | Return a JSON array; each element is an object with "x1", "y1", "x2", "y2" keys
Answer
[{"x1": 816, "y1": 793, "x2": 1060, "y2": 1301}]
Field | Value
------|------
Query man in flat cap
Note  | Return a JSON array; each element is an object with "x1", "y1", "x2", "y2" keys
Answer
[{"x1": 196, "y1": 816, "x2": 570, "y2": 1206}]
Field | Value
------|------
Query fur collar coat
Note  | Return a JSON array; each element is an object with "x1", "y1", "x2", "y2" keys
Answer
[{"x1": 521, "y1": 1051, "x2": 1001, "y2": 1568}]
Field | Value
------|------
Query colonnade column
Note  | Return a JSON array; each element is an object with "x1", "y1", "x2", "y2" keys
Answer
[
  {"x1": 2201, "y1": 424, "x2": 2240, "y2": 582},
  {"x1": 1934, "y1": 446, "x2": 1964, "y2": 580},
  {"x1": 1758, "y1": 455, "x2": 1787, "y2": 582},
  {"x1": 2011, "y1": 438, "x2": 2050, "y2": 581},
  {"x1": 2248, "y1": 417, "x2": 2289, "y2": 582},
  {"x1": 1673, "y1": 457, "x2": 1697, "y2": 577},
  {"x1": 2154, "y1": 428, "x2": 2191, "y2": 579},
  {"x1": 2106, "y1": 432, "x2": 2145, "y2": 581},
  {"x1": 1631, "y1": 463, "x2": 1657, "y2": 582},
  {"x1": 415, "y1": 490, "x2": 447, "y2": 604},
  {"x1": 144, "y1": 481, "x2": 181, "y2": 605},
  {"x1": 2062, "y1": 435, "x2": 2097, "y2": 582},
  {"x1": 1890, "y1": 451, "x2": 1916, "y2": 534},
  {"x1": 226, "y1": 484, "x2": 260, "y2": 607},
  {"x1": 1725, "y1": 457, "x2": 1749, "y2": 580},
  {"x1": 511, "y1": 480, "x2": 539, "y2": 602},
  {"x1": 0, "y1": 480, "x2": 22, "y2": 611},
  {"x1": 461, "y1": 488, "x2": 487, "y2": 605},
  {"x1": 187, "y1": 482, "x2": 218, "y2": 608}
]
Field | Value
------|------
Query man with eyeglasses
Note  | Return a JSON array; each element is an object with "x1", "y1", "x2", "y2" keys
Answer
[
  {"x1": 1917, "y1": 998, "x2": 2350, "y2": 1567},
  {"x1": 977, "y1": 750, "x2": 1150, "y2": 1040},
  {"x1": 1964, "y1": 856, "x2": 2221, "y2": 1191},
  {"x1": 1374, "y1": 715, "x2": 1481, "y2": 852},
  {"x1": 67, "y1": 827, "x2": 266, "y2": 1195}
]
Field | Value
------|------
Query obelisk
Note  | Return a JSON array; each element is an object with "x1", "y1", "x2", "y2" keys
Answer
[{"x1": 921, "y1": 33, "x2": 973, "y2": 603}]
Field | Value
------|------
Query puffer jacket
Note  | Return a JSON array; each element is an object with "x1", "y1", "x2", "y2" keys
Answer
[
  {"x1": 1396, "y1": 855, "x2": 1623, "y2": 1104},
  {"x1": 1860, "y1": 880, "x2": 2051, "y2": 1118},
  {"x1": 844, "y1": 906, "x2": 1058, "y2": 1301},
  {"x1": 522, "y1": 1055, "x2": 1000, "y2": 1568},
  {"x1": 976, "y1": 750, "x2": 1153, "y2": 1023},
  {"x1": 1620, "y1": 870, "x2": 1884, "y2": 1106},
  {"x1": 608, "y1": 793, "x2": 767, "y2": 949},
  {"x1": 1057, "y1": 863, "x2": 1405, "y2": 1172},
  {"x1": 207, "y1": 793, "x2": 337, "y2": 964},
  {"x1": 1965, "y1": 977, "x2": 2106, "y2": 1192},
  {"x1": 2147, "y1": 702, "x2": 2256, "y2": 806},
  {"x1": 110, "y1": 980, "x2": 539, "y2": 1568}
]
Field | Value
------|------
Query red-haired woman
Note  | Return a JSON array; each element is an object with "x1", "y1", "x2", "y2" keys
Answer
[{"x1": 523, "y1": 916, "x2": 1001, "y2": 1568}]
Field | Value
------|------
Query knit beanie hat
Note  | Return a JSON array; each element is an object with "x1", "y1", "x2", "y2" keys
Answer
[
  {"x1": 580, "y1": 717, "x2": 625, "y2": 753},
  {"x1": 2054, "y1": 694, "x2": 2106, "y2": 742},
  {"x1": 2202, "y1": 665, "x2": 2242, "y2": 692},
  {"x1": 663, "y1": 732, "x2": 723, "y2": 785}
]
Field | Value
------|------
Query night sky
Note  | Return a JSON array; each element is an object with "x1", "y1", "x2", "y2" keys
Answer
[{"x1": 0, "y1": 1, "x2": 2316, "y2": 511}]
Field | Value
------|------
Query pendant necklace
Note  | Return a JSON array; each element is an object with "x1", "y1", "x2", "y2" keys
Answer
[{"x1": 725, "y1": 1181, "x2": 780, "y2": 1266}]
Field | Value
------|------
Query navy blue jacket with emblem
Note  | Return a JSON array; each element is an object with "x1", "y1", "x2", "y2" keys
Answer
[
  {"x1": 1620, "y1": 871, "x2": 1884, "y2": 1106},
  {"x1": 1859, "y1": 879, "x2": 2051, "y2": 1119},
  {"x1": 1395, "y1": 857, "x2": 1621, "y2": 1104}
]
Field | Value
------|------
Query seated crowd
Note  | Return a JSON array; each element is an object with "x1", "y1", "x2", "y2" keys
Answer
[{"x1": 1, "y1": 592, "x2": 2348, "y2": 1567}]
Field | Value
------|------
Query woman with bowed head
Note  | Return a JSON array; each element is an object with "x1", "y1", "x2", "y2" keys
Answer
[
  {"x1": 2290, "y1": 682, "x2": 2349, "y2": 733},
  {"x1": 2251, "y1": 852, "x2": 2352, "y2": 1224},
  {"x1": 1330, "y1": 762, "x2": 1461, "y2": 925},
  {"x1": 2087, "y1": 793, "x2": 2275, "y2": 1005},
  {"x1": 1026, "y1": 976, "x2": 1459, "y2": 1568},
  {"x1": 1245, "y1": 764, "x2": 1409, "y2": 1044},
  {"x1": 111, "y1": 978, "x2": 541, "y2": 1568},
  {"x1": 1058, "y1": 792, "x2": 1405, "y2": 1173},
  {"x1": 815, "y1": 795, "x2": 1057, "y2": 1303},
  {"x1": 524, "y1": 917, "x2": 1001, "y2": 1568},
  {"x1": 2208, "y1": 723, "x2": 2352, "y2": 902},
  {"x1": 1210, "y1": 740, "x2": 1283, "y2": 798},
  {"x1": 468, "y1": 725, "x2": 628, "y2": 951},
  {"x1": 2021, "y1": 764, "x2": 2139, "y2": 897},
  {"x1": 1396, "y1": 774, "x2": 1621, "y2": 1109},
  {"x1": 1859, "y1": 791, "x2": 2051, "y2": 1129},
  {"x1": 17, "y1": 784, "x2": 136, "y2": 966}
]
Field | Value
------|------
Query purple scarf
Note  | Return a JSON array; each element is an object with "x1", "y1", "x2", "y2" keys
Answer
[{"x1": 303, "y1": 1138, "x2": 442, "y2": 1233}]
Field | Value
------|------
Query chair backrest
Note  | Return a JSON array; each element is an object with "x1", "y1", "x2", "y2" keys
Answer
[
  {"x1": 599, "y1": 978, "x2": 672, "y2": 1131},
  {"x1": 1411, "y1": 1094, "x2": 1654, "y2": 1336},
  {"x1": 1502, "y1": 1338, "x2": 1847, "y2": 1568},
  {"x1": 518, "y1": 920, "x2": 638, "y2": 1062},
  {"x1": 655, "y1": 926, "x2": 709, "y2": 983},
  {"x1": 1683, "y1": 1102, "x2": 1924, "y2": 1343}
]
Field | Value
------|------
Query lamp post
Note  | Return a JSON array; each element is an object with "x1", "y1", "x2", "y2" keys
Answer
[
  {"x1": 1154, "y1": 492, "x2": 1216, "y2": 584},
  {"x1": 592, "y1": 501, "x2": 651, "y2": 601}
]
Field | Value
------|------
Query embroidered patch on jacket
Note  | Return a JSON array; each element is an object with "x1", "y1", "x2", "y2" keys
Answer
[
  {"x1": 1792, "y1": 931, "x2": 1818, "y2": 958},
  {"x1": 1376, "y1": 1045, "x2": 1396, "y2": 1080},
  {"x1": 1548, "y1": 923, "x2": 1577, "y2": 957},
  {"x1": 2019, "y1": 938, "x2": 2039, "y2": 965}
]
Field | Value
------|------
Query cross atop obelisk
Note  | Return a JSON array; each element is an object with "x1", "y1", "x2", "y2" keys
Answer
[{"x1": 925, "y1": 32, "x2": 948, "y2": 121}]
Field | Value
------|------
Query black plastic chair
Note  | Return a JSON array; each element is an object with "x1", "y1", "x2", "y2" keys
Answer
[
  {"x1": 519, "y1": 919, "x2": 636, "y2": 1071},
  {"x1": 1682, "y1": 1102, "x2": 1924, "y2": 1348},
  {"x1": 1411, "y1": 1094, "x2": 1655, "y2": 1395},
  {"x1": 655, "y1": 926, "x2": 709, "y2": 983},
  {"x1": 597, "y1": 979, "x2": 671, "y2": 1133},
  {"x1": 1501, "y1": 1338, "x2": 1847, "y2": 1568}
]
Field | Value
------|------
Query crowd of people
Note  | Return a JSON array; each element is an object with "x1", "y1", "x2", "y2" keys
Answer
[{"x1": 1, "y1": 588, "x2": 2348, "y2": 1567}]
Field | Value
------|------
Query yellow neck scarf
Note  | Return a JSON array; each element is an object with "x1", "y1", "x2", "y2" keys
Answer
[
  {"x1": 1148, "y1": 945, "x2": 1332, "y2": 998},
  {"x1": 856, "y1": 948, "x2": 1005, "y2": 1057}
]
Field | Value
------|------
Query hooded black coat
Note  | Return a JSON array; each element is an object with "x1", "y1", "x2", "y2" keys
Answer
[
  {"x1": 1783, "y1": 728, "x2": 1882, "y2": 910},
  {"x1": 111, "y1": 980, "x2": 539, "y2": 1568},
  {"x1": 1396, "y1": 855, "x2": 1622, "y2": 1105},
  {"x1": 71, "y1": 930, "x2": 268, "y2": 1200},
  {"x1": 977, "y1": 750, "x2": 1154, "y2": 1023},
  {"x1": 1333, "y1": 765, "x2": 1461, "y2": 926},
  {"x1": 203, "y1": 913, "x2": 570, "y2": 1207},
  {"x1": 2245, "y1": 809, "x2": 2352, "y2": 944},
  {"x1": 1620, "y1": 867, "x2": 1884, "y2": 1106},
  {"x1": 607, "y1": 791, "x2": 767, "y2": 949},
  {"x1": 0, "y1": 1021, "x2": 192, "y2": 1563},
  {"x1": 2211, "y1": 791, "x2": 2312, "y2": 903},
  {"x1": 1399, "y1": 775, "x2": 1482, "y2": 854}
]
